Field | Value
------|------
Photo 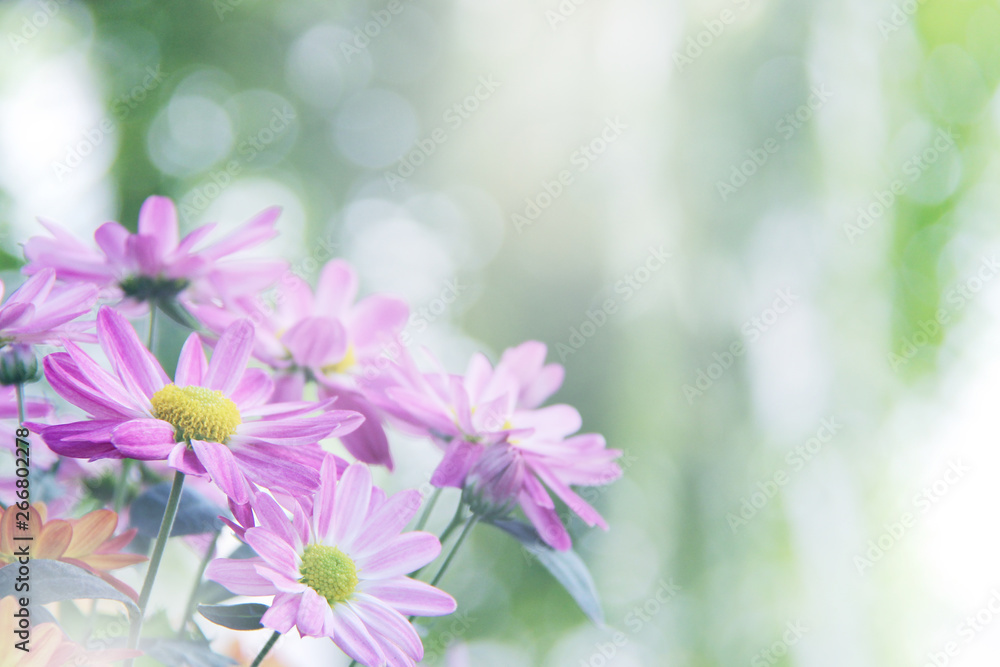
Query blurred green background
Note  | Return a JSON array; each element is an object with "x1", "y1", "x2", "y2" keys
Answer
[{"x1": 3, "y1": 0, "x2": 1000, "y2": 665}]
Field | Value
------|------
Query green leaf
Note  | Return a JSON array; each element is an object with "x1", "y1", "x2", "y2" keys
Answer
[
  {"x1": 131, "y1": 481, "x2": 226, "y2": 538},
  {"x1": 490, "y1": 519, "x2": 605, "y2": 626},
  {"x1": 198, "y1": 603, "x2": 269, "y2": 631},
  {"x1": 0, "y1": 559, "x2": 139, "y2": 618}
]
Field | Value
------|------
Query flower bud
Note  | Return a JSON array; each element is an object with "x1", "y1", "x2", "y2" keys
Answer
[
  {"x1": 0, "y1": 344, "x2": 38, "y2": 386},
  {"x1": 463, "y1": 444, "x2": 524, "y2": 520}
]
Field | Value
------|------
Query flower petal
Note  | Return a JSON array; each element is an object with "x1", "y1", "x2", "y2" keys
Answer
[
  {"x1": 175, "y1": 333, "x2": 208, "y2": 387},
  {"x1": 205, "y1": 557, "x2": 278, "y2": 596},
  {"x1": 356, "y1": 532, "x2": 441, "y2": 579},
  {"x1": 296, "y1": 588, "x2": 328, "y2": 637},
  {"x1": 358, "y1": 577, "x2": 457, "y2": 617},
  {"x1": 331, "y1": 463, "x2": 372, "y2": 548},
  {"x1": 204, "y1": 319, "x2": 254, "y2": 395},
  {"x1": 191, "y1": 439, "x2": 250, "y2": 504},
  {"x1": 111, "y1": 419, "x2": 177, "y2": 460},
  {"x1": 350, "y1": 490, "x2": 422, "y2": 559},
  {"x1": 330, "y1": 604, "x2": 385, "y2": 667},
  {"x1": 137, "y1": 195, "x2": 179, "y2": 253},
  {"x1": 97, "y1": 306, "x2": 168, "y2": 401},
  {"x1": 64, "y1": 510, "x2": 117, "y2": 558},
  {"x1": 245, "y1": 527, "x2": 300, "y2": 575},
  {"x1": 261, "y1": 591, "x2": 301, "y2": 634},
  {"x1": 350, "y1": 594, "x2": 423, "y2": 660}
]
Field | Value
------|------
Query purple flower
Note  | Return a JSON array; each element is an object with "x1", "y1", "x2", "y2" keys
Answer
[
  {"x1": 207, "y1": 458, "x2": 456, "y2": 666},
  {"x1": 367, "y1": 341, "x2": 621, "y2": 550},
  {"x1": 38, "y1": 306, "x2": 364, "y2": 505},
  {"x1": 192, "y1": 259, "x2": 409, "y2": 469},
  {"x1": 23, "y1": 196, "x2": 286, "y2": 309}
]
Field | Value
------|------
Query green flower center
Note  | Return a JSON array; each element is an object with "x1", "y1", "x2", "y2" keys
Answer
[
  {"x1": 119, "y1": 275, "x2": 189, "y2": 302},
  {"x1": 299, "y1": 544, "x2": 359, "y2": 604},
  {"x1": 151, "y1": 384, "x2": 241, "y2": 444}
]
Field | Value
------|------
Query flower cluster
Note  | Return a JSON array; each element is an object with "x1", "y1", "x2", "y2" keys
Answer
[{"x1": 2, "y1": 196, "x2": 621, "y2": 666}]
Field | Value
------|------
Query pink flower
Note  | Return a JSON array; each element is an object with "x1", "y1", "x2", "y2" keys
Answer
[
  {"x1": 23, "y1": 195, "x2": 287, "y2": 309},
  {"x1": 0, "y1": 268, "x2": 98, "y2": 346},
  {"x1": 206, "y1": 459, "x2": 456, "y2": 667},
  {"x1": 37, "y1": 306, "x2": 364, "y2": 505},
  {"x1": 192, "y1": 259, "x2": 409, "y2": 469},
  {"x1": 368, "y1": 341, "x2": 621, "y2": 550}
]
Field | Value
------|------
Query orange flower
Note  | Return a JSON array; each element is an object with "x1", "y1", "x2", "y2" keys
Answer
[
  {"x1": 0, "y1": 504, "x2": 146, "y2": 600},
  {"x1": 0, "y1": 596, "x2": 140, "y2": 667}
]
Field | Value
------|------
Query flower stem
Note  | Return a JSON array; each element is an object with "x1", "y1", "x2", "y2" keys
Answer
[
  {"x1": 410, "y1": 501, "x2": 465, "y2": 580},
  {"x1": 177, "y1": 529, "x2": 220, "y2": 638},
  {"x1": 414, "y1": 487, "x2": 442, "y2": 532},
  {"x1": 407, "y1": 515, "x2": 478, "y2": 624},
  {"x1": 112, "y1": 459, "x2": 133, "y2": 513},
  {"x1": 148, "y1": 304, "x2": 157, "y2": 351},
  {"x1": 14, "y1": 382, "x2": 25, "y2": 425},
  {"x1": 251, "y1": 631, "x2": 280, "y2": 667},
  {"x1": 127, "y1": 470, "x2": 185, "y2": 659},
  {"x1": 430, "y1": 514, "x2": 477, "y2": 588}
]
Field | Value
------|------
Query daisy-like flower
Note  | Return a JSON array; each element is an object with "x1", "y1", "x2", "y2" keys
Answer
[
  {"x1": 206, "y1": 459, "x2": 457, "y2": 667},
  {"x1": 367, "y1": 341, "x2": 621, "y2": 550},
  {"x1": 0, "y1": 504, "x2": 146, "y2": 598},
  {"x1": 192, "y1": 259, "x2": 409, "y2": 469},
  {"x1": 37, "y1": 306, "x2": 364, "y2": 506},
  {"x1": 23, "y1": 195, "x2": 287, "y2": 311},
  {"x1": 0, "y1": 268, "x2": 99, "y2": 385},
  {"x1": 0, "y1": 596, "x2": 141, "y2": 666}
]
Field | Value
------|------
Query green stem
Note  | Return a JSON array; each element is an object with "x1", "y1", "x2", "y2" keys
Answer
[
  {"x1": 177, "y1": 529, "x2": 220, "y2": 638},
  {"x1": 148, "y1": 304, "x2": 157, "y2": 351},
  {"x1": 410, "y1": 502, "x2": 465, "y2": 580},
  {"x1": 429, "y1": 515, "x2": 477, "y2": 588},
  {"x1": 250, "y1": 631, "x2": 280, "y2": 667},
  {"x1": 112, "y1": 459, "x2": 133, "y2": 513},
  {"x1": 126, "y1": 471, "x2": 185, "y2": 659},
  {"x1": 407, "y1": 515, "x2": 478, "y2": 624},
  {"x1": 15, "y1": 382, "x2": 25, "y2": 425},
  {"x1": 414, "y1": 487, "x2": 442, "y2": 532}
]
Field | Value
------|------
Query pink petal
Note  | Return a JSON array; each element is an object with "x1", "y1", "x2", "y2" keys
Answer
[
  {"x1": 519, "y1": 492, "x2": 571, "y2": 551},
  {"x1": 348, "y1": 295, "x2": 409, "y2": 350},
  {"x1": 331, "y1": 463, "x2": 372, "y2": 548},
  {"x1": 350, "y1": 490, "x2": 422, "y2": 559},
  {"x1": 137, "y1": 195, "x2": 179, "y2": 253},
  {"x1": 111, "y1": 419, "x2": 177, "y2": 460},
  {"x1": 199, "y1": 206, "x2": 281, "y2": 261},
  {"x1": 204, "y1": 319, "x2": 254, "y2": 395},
  {"x1": 231, "y1": 445, "x2": 321, "y2": 497},
  {"x1": 281, "y1": 316, "x2": 348, "y2": 369},
  {"x1": 513, "y1": 404, "x2": 582, "y2": 440},
  {"x1": 430, "y1": 440, "x2": 483, "y2": 488},
  {"x1": 168, "y1": 441, "x2": 207, "y2": 476},
  {"x1": 192, "y1": 439, "x2": 251, "y2": 504},
  {"x1": 236, "y1": 410, "x2": 363, "y2": 446},
  {"x1": 205, "y1": 557, "x2": 277, "y2": 596},
  {"x1": 296, "y1": 588, "x2": 329, "y2": 637},
  {"x1": 313, "y1": 455, "x2": 339, "y2": 545},
  {"x1": 330, "y1": 604, "x2": 385, "y2": 667},
  {"x1": 97, "y1": 306, "x2": 169, "y2": 400},
  {"x1": 0, "y1": 302, "x2": 34, "y2": 330},
  {"x1": 531, "y1": 463, "x2": 608, "y2": 529},
  {"x1": 261, "y1": 592, "x2": 301, "y2": 634},
  {"x1": 358, "y1": 577, "x2": 457, "y2": 617},
  {"x1": 94, "y1": 222, "x2": 131, "y2": 266},
  {"x1": 43, "y1": 352, "x2": 138, "y2": 420},
  {"x1": 7, "y1": 268, "x2": 54, "y2": 305},
  {"x1": 251, "y1": 492, "x2": 300, "y2": 551},
  {"x1": 245, "y1": 527, "x2": 300, "y2": 574},
  {"x1": 230, "y1": 368, "x2": 273, "y2": 410},
  {"x1": 356, "y1": 532, "x2": 441, "y2": 579},
  {"x1": 38, "y1": 421, "x2": 121, "y2": 460},
  {"x1": 314, "y1": 260, "x2": 358, "y2": 319},
  {"x1": 175, "y1": 333, "x2": 208, "y2": 387},
  {"x1": 350, "y1": 595, "x2": 423, "y2": 660}
]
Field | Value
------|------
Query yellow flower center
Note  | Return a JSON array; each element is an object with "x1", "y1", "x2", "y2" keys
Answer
[
  {"x1": 150, "y1": 384, "x2": 242, "y2": 444},
  {"x1": 321, "y1": 345, "x2": 356, "y2": 376},
  {"x1": 299, "y1": 544, "x2": 359, "y2": 604}
]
